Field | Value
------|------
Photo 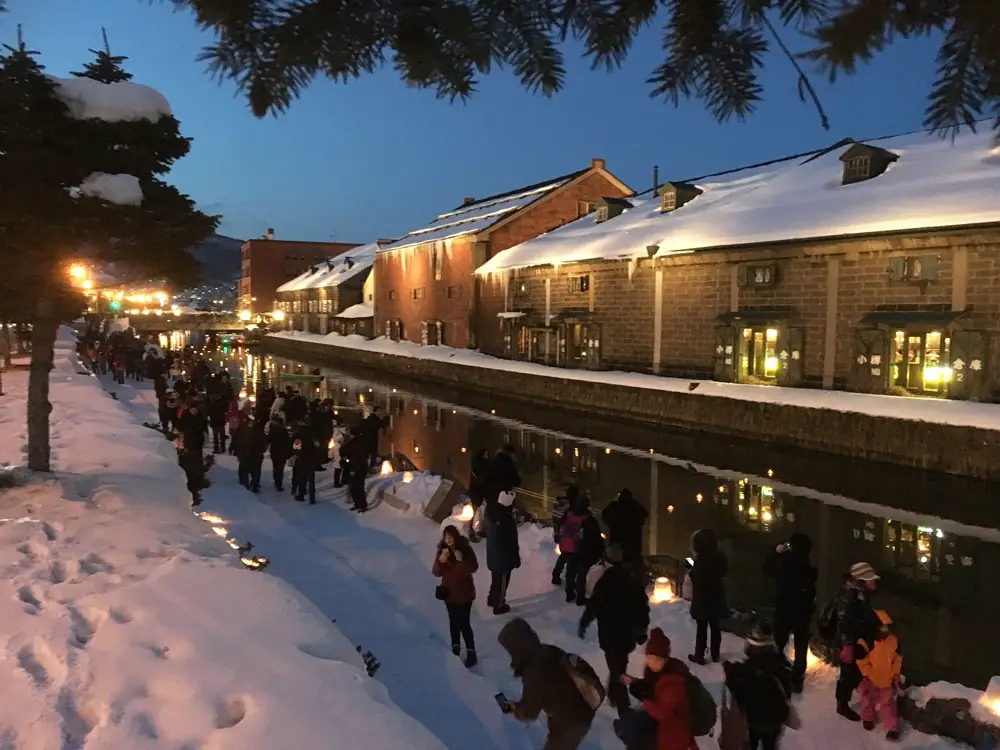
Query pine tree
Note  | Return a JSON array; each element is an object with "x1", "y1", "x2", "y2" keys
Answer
[{"x1": 177, "y1": 0, "x2": 1000, "y2": 139}]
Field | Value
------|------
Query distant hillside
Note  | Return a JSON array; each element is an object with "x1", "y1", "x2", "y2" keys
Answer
[{"x1": 191, "y1": 234, "x2": 243, "y2": 284}]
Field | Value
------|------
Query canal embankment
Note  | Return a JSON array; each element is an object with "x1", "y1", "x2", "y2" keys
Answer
[{"x1": 265, "y1": 331, "x2": 1000, "y2": 480}]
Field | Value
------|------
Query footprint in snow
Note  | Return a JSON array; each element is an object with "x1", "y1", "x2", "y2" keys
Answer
[
  {"x1": 78, "y1": 553, "x2": 114, "y2": 576},
  {"x1": 17, "y1": 641, "x2": 63, "y2": 688},
  {"x1": 214, "y1": 697, "x2": 248, "y2": 729},
  {"x1": 67, "y1": 607, "x2": 104, "y2": 649},
  {"x1": 108, "y1": 606, "x2": 133, "y2": 625},
  {"x1": 57, "y1": 687, "x2": 99, "y2": 750},
  {"x1": 132, "y1": 712, "x2": 159, "y2": 740},
  {"x1": 41, "y1": 522, "x2": 59, "y2": 542},
  {"x1": 49, "y1": 560, "x2": 72, "y2": 584},
  {"x1": 17, "y1": 585, "x2": 41, "y2": 614}
]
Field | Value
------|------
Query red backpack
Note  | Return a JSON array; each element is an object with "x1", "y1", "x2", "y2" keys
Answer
[{"x1": 559, "y1": 513, "x2": 584, "y2": 554}]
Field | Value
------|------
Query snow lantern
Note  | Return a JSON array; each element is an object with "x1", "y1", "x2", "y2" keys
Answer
[
  {"x1": 984, "y1": 677, "x2": 1000, "y2": 715},
  {"x1": 380, "y1": 460, "x2": 393, "y2": 476},
  {"x1": 457, "y1": 504, "x2": 475, "y2": 522},
  {"x1": 650, "y1": 577, "x2": 675, "y2": 604},
  {"x1": 402, "y1": 471, "x2": 414, "y2": 484}
]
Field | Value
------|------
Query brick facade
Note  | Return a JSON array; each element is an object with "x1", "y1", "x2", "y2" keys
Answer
[
  {"x1": 240, "y1": 237, "x2": 359, "y2": 314},
  {"x1": 485, "y1": 226, "x2": 1000, "y2": 400}
]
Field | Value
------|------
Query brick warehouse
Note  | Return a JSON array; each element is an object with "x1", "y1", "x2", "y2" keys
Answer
[
  {"x1": 375, "y1": 159, "x2": 632, "y2": 350},
  {"x1": 476, "y1": 130, "x2": 1000, "y2": 401}
]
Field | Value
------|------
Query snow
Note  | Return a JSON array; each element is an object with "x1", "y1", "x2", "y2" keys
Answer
[
  {"x1": 910, "y1": 681, "x2": 1000, "y2": 728},
  {"x1": 335, "y1": 302, "x2": 374, "y2": 319},
  {"x1": 381, "y1": 472, "x2": 443, "y2": 515},
  {"x1": 53, "y1": 76, "x2": 172, "y2": 122},
  {"x1": 0, "y1": 330, "x2": 447, "y2": 750},
  {"x1": 477, "y1": 129, "x2": 1000, "y2": 274},
  {"x1": 275, "y1": 243, "x2": 378, "y2": 293},
  {"x1": 268, "y1": 330, "x2": 1000, "y2": 433},
  {"x1": 78, "y1": 172, "x2": 144, "y2": 207},
  {"x1": 496, "y1": 311, "x2": 525, "y2": 319},
  {"x1": 380, "y1": 177, "x2": 574, "y2": 253}
]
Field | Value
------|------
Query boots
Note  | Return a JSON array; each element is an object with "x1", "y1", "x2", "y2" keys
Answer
[
  {"x1": 838, "y1": 703, "x2": 861, "y2": 722},
  {"x1": 464, "y1": 650, "x2": 477, "y2": 669}
]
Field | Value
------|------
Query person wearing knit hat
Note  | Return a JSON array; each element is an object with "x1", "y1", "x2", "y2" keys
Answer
[
  {"x1": 645, "y1": 627, "x2": 671, "y2": 659},
  {"x1": 833, "y1": 562, "x2": 882, "y2": 723},
  {"x1": 723, "y1": 622, "x2": 793, "y2": 750}
]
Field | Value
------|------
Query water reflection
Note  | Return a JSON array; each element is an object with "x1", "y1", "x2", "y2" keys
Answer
[{"x1": 251, "y1": 350, "x2": 999, "y2": 689}]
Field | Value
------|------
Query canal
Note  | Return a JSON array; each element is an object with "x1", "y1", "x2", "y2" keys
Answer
[{"x1": 230, "y1": 343, "x2": 999, "y2": 689}]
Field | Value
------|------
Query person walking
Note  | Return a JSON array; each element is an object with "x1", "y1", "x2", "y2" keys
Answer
[
  {"x1": 432, "y1": 525, "x2": 479, "y2": 668},
  {"x1": 856, "y1": 610, "x2": 902, "y2": 741},
  {"x1": 722, "y1": 625, "x2": 793, "y2": 750},
  {"x1": 764, "y1": 533, "x2": 817, "y2": 693},
  {"x1": 291, "y1": 421, "x2": 320, "y2": 504},
  {"x1": 207, "y1": 392, "x2": 228, "y2": 454},
  {"x1": 619, "y1": 628, "x2": 697, "y2": 750},
  {"x1": 550, "y1": 485, "x2": 577, "y2": 586},
  {"x1": 267, "y1": 415, "x2": 293, "y2": 492},
  {"x1": 559, "y1": 493, "x2": 604, "y2": 606},
  {"x1": 688, "y1": 528, "x2": 729, "y2": 665},
  {"x1": 602, "y1": 487, "x2": 648, "y2": 572},
  {"x1": 835, "y1": 562, "x2": 882, "y2": 722},
  {"x1": 497, "y1": 618, "x2": 598, "y2": 750},
  {"x1": 578, "y1": 543, "x2": 650, "y2": 718},
  {"x1": 486, "y1": 490, "x2": 520, "y2": 615}
]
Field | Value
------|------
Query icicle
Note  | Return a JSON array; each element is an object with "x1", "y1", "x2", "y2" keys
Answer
[{"x1": 627, "y1": 257, "x2": 637, "y2": 282}]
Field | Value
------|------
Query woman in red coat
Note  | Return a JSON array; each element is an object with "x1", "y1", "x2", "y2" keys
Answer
[
  {"x1": 622, "y1": 628, "x2": 697, "y2": 750},
  {"x1": 432, "y1": 525, "x2": 479, "y2": 668}
]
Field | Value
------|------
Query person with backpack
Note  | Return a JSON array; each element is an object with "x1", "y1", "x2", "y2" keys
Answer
[
  {"x1": 550, "y1": 485, "x2": 577, "y2": 585},
  {"x1": 834, "y1": 562, "x2": 882, "y2": 722},
  {"x1": 722, "y1": 625, "x2": 793, "y2": 750},
  {"x1": 619, "y1": 628, "x2": 698, "y2": 750},
  {"x1": 432, "y1": 525, "x2": 479, "y2": 669},
  {"x1": 763, "y1": 533, "x2": 817, "y2": 692},
  {"x1": 602, "y1": 487, "x2": 648, "y2": 571},
  {"x1": 856, "y1": 610, "x2": 902, "y2": 741},
  {"x1": 578, "y1": 543, "x2": 650, "y2": 718},
  {"x1": 688, "y1": 528, "x2": 729, "y2": 665},
  {"x1": 559, "y1": 493, "x2": 604, "y2": 606},
  {"x1": 497, "y1": 617, "x2": 599, "y2": 750}
]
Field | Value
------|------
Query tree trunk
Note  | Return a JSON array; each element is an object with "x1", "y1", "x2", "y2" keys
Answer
[{"x1": 27, "y1": 297, "x2": 58, "y2": 473}]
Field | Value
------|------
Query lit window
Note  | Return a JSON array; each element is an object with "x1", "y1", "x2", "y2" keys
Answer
[
  {"x1": 596, "y1": 205, "x2": 609, "y2": 222},
  {"x1": 661, "y1": 190, "x2": 677, "y2": 211}
]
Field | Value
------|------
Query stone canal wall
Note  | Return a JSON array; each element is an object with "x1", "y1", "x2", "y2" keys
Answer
[{"x1": 263, "y1": 337, "x2": 1000, "y2": 480}]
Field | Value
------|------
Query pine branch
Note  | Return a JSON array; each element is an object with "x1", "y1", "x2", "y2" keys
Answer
[{"x1": 762, "y1": 13, "x2": 829, "y2": 130}]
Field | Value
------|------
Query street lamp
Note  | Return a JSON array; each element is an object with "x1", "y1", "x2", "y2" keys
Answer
[
  {"x1": 239, "y1": 310, "x2": 252, "y2": 321},
  {"x1": 70, "y1": 264, "x2": 86, "y2": 279},
  {"x1": 272, "y1": 310, "x2": 286, "y2": 321},
  {"x1": 82, "y1": 279, "x2": 93, "y2": 290}
]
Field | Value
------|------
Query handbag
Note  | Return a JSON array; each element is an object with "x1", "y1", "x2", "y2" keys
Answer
[{"x1": 435, "y1": 585, "x2": 450, "y2": 601}]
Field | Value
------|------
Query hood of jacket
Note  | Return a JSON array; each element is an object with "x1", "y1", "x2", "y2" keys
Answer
[{"x1": 498, "y1": 617, "x2": 541, "y2": 674}]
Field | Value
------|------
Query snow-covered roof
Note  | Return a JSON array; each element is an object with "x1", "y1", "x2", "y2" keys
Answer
[
  {"x1": 276, "y1": 243, "x2": 378, "y2": 292},
  {"x1": 336, "y1": 302, "x2": 374, "y2": 319},
  {"x1": 478, "y1": 129, "x2": 1000, "y2": 274},
  {"x1": 380, "y1": 170, "x2": 585, "y2": 253},
  {"x1": 52, "y1": 76, "x2": 172, "y2": 122}
]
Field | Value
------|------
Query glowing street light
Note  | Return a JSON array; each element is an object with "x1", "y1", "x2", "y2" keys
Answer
[
  {"x1": 272, "y1": 310, "x2": 286, "y2": 321},
  {"x1": 69, "y1": 264, "x2": 86, "y2": 279},
  {"x1": 81, "y1": 279, "x2": 93, "y2": 290},
  {"x1": 239, "y1": 310, "x2": 252, "y2": 321}
]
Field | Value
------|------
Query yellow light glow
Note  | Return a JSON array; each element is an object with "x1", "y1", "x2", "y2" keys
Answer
[
  {"x1": 767, "y1": 469, "x2": 774, "y2": 477},
  {"x1": 81, "y1": 279, "x2": 93, "y2": 290},
  {"x1": 649, "y1": 448, "x2": 654, "y2": 454},
  {"x1": 199, "y1": 513, "x2": 227, "y2": 524},
  {"x1": 605, "y1": 448, "x2": 611, "y2": 454},
  {"x1": 766, "y1": 328, "x2": 778, "y2": 342},
  {"x1": 718, "y1": 485, "x2": 725, "y2": 493},
  {"x1": 667, "y1": 505, "x2": 675, "y2": 513},
  {"x1": 328, "y1": 439, "x2": 335, "y2": 450},
  {"x1": 239, "y1": 310, "x2": 252, "y2": 321},
  {"x1": 762, "y1": 510, "x2": 773, "y2": 522},
  {"x1": 272, "y1": 310, "x2": 286, "y2": 321},
  {"x1": 413, "y1": 409, "x2": 418, "y2": 415},
  {"x1": 748, "y1": 506, "x2": 757, "y2": 516},
  {"x1": 248, "y1": 394, "x2": 256, "y2": 403},
  {"x1": 358, "y1": 394, "x2": 365, "y2": 405},
  {"x1": 461, "y1": 447, "x2": 467, "y2": 453},
  {"x1": 491, "y1": 409, "x2": 496, "y2": 415},
  {"x1": 765, "y1": 356, "x2": 779, "y2": 373},
  {"x1": 554, "y1": 448, "x2": 561, "y2": 455},
  {"x1": 227, "y1": 539, "x2": 240, "y2": 549},
  {"x1": 402, "y1": 471, "x2": 414, "y2": 483},
  {"x1": 70, "y1": 264, "x2": 86, "y2": 279},
  {"x1": 212, "y1": 526, "x2": 228, "y2": 537},
  {"x1": 239, "y1": 389, "x2": 247, "y2": 399},
  {"x1": 650, "y1": 577, "x2": 675, "y2": 604},
  {"x1": 380, "y1": 460, "x2": 393, "y2": 476},
  {"x1": 983, "y1": 698, "x2": 1000, "y2": 716},
  {"x1": 924, "y1": 366, "x2": 941, "y2": 383},
  {"x1": 458, "y1": 504, "x2": 475, "y2": 522},
  {"x1": 696, "y1": 494, "x2": 703, "y2": 503}
]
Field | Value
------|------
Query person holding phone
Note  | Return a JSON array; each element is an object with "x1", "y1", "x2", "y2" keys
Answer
[
  {"x1": 763, "y1": 533, "x2": 817, "y2": 693},
  {"x1": 432, "y1": 525, "x2": 479, "y2": 668}
]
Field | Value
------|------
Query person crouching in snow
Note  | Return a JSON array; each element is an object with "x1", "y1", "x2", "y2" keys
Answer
[
  {"x1": 432, "y1": 525, "x2": 479, "y2": 668},
  {"x1": 618, "y1": 628, "x2": 697, "y2": 750},
  {"x1": 856, "y1": 610, "x2": 902, "y2": 741}
]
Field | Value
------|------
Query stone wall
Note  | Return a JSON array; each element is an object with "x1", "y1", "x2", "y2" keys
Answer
[{"x1": 264, "y1": 336, "x2": 1000, "y2": 480}]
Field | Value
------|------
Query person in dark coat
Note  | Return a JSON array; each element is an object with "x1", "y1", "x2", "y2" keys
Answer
[
  {"x1": 579, "y1": 544, "x2": 651, "y2": 718},
  {"x1": 834, "y1": 562, "x2": 881, "y2": 722},
  {"x1": 559, "y1": 494, "x2": 604, "y2": 606},
  {"x1": 688, "y1": 527, "x2": 729, "y2": 665},
  {"x1": 291, "y1": 421, "x2": 321, "y2": 504},
  {"x1": 723, "y1": 625, "x2": 793, "y2": 750},
  {"x1": 551, "y1": 485, "x2": 579, "y2": 586},
  {"x1": 602, "y1": 488, "x2": 648, "y2": 570},
  {"x1": 207, "y1": 392, "x2": 229, "y2": 454},
  {"x1": 486, "y1": 444, "x2": 521, "y2": 519},
  {"x1": 432, "y1": 525, "x2": 479, "y2": 668},
  {"x1": 498, "y1": 618, "x2": 597, "y2": 750},
  {"x1": 469, "y1": 447, "x2": 492, "y2": 510},
  {"x1": 267, "y1": 416, "x2": 294, "y2": 491},
  {"x1": 340, "y1": 432, "x2": 370, "y2": 511},
  {"x1": 176, "y1": 403, "x2": 208, "y2": 504},
  {"x1": 234, "y1": 419, "x2": 268, "y2": 492},
  {"x1": 356, "y1": 405, "x2": 388, "y2": 467},
  {"x1": 312, "y1": 399, "x2": 335, "y2": 466},
  {"x1": 485, "y1": 490, "x2": 520, "y2": 615},
  {"x1": 764, "y1": 533, "x2": 817, "y2": 692}
]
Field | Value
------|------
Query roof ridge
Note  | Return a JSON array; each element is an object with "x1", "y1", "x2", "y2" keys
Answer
[{"x1": 445, "y1": 167, "x2": 588, "y2": 213}]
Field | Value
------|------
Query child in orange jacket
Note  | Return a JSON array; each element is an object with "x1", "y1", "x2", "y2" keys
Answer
[{"x1": 857, "y1": 610, "x2": 902, "y2": 741}]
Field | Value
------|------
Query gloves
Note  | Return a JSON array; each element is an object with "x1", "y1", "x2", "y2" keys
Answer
[
  {"x1": 839, "y1": 645, "x2": 855, "y2": 663},
  {"x1": 577, "y1": 623, "x2": 587, "y2": 640}
]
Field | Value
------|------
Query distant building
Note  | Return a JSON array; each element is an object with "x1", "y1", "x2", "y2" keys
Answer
[
  {"x1": 240, "y1": 228, "x2": 360, "y2": 313},
  {"x1": 375, "y1": 159, "x2": 632, "y2": 349},
  {"x1": 477, "y1": 130, "x2": 1000, "y2": 402}
]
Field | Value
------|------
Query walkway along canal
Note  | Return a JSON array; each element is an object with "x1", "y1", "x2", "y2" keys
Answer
[{"x1": 242, "y1": 344, "x2": 1000, "y2": 690}]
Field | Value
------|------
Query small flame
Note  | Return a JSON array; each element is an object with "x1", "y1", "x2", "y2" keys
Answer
[
  {"x1": 199, "y1": 513, "x2": 226, "y2": 524},
  {"x1": 457, "y1": 504, "x2": 475, "y2": 521}
]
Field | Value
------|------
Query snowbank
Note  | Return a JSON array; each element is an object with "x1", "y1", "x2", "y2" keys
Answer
[
  {"x1": 0, "y1": 330, "x2": 447, "y2": 750},
  {"x1": 53, "y1": 76, "x2": 172, "y2": 122},
  {"x1": 79, "y1": 172, "x2": 144, "y2": 206},
  {"x1": 268, "y1": 329, "x2": 1000, "y2": 432},
  {"x1": 336, "y1": 301, "x2": 375, "y2": 319},
  {"x1": 911, "y1": 681, "x2": 1000, "y2": 728}
]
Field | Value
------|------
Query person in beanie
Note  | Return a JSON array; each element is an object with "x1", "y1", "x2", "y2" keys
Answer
[
  {"x1": 723, "y1": 624, "x2": 793, "y2": 750},
  {"x1": 620, "y1": 628, "x2": 697, "y2": 750},
  {"x1": 688, "y1": 528, "x2": 729, "y2": 665},
  {"x1": 763, "y1": 533, "x2": 817, "y2": 692},
  {"x1": 856, "y1": 610, "x2": 902, "y2": 741},
  {"x1": 486, "y1": 488, "x2": 520, "y2": 615},
  {"x1": 578, "y1": 543, "x2": 650, "y2": 718},
  {"x1": 497, "y1": 618, "x2": 597, "y2": 750},
  {"x1": 432, "y1": 525, "x2": 479, "y2": 668},
  {"x1": 835, "y1": 562, "x2": 881, "y2": 721},
  {"x1": 602, "y1": 487, "x2": 648, "y2": 570}
]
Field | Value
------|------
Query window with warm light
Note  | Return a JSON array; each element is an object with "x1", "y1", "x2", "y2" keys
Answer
[{"x1": 843, "y1": 155, "x2": 871, "y2": 182}]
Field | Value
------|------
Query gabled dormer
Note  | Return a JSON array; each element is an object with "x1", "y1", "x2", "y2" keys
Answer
[
  {"x1": 595, "y1": 196, "x2": 633, "y2": 223},
  {"x1": 659, "y1": 181, "x2": 702, "y2": 213},
  {"x1": 839, "y1": 143, "x2": 899, "y2": 185}
]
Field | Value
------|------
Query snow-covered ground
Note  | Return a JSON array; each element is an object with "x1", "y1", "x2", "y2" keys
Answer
[
  {"x1": 0, "y1": 331, "x2": 447, "y2": 749},
  {"x1": 104, "y1": 364, "x2": 981, "y2": 749},
  {"x1": 268, "y1": 330, "x2": 1000, "y2": 432}
]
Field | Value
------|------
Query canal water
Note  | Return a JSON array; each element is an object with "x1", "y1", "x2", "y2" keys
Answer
[{"x1": 230, "y1": 344, "x2": 999, "y2": 689}]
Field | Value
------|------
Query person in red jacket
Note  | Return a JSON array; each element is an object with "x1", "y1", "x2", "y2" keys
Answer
[
  {"x1": 622, "y1": 628, "x2": 697, "y2": 750},
  {"x1": 432, "y1": 525, "x2": 479, "y2": 668}
]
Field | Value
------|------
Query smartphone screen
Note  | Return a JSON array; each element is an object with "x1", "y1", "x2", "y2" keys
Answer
[
  {"x1": 494, "y1": 692, "x2": 509, "y2": 710},
  {"x1": 686, "y1": 557, "x2": 695, "y2": 567}
]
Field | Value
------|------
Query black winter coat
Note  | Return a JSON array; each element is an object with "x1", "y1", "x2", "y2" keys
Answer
[
  {"x1": 486, "y1": 451, "x2": 521, "y2": 520},
  {"x1": 580, "y1": 564, "x2": 650, "y2": 653},
  {"x1": 486, "y1": 506, "x2": 521, "y2": 573},
  {"x1": 267, "y1": 423, "x2": 294, "y2": 461},
  {"x1": 835, "y1": 581, "x2": 880, "y2": 650},
  {"x1": 577, "y1": 512, "x2": 605, "y2": 566},
  {"x1": 689, "y1": 548, "x2": 729, "y2": 622},
  {"x1": 234, "y1": 425, "x2": 268, "y2": 461},
  {"x1": 764, "y1": 547, "x2": 817, "y2": 626},
  {"x1": 724, "y1": 648, "x2": 792, "y2": 731},
  {"x1": 602, "y1": 495, "x2": 648, "y2": 561},
  {"x1": 207, "y1": 397, "x2": 228, "y2": 427}
]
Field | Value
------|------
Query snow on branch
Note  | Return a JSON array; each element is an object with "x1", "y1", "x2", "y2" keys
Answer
[
  {"x1": 52, "y1": 76, "x2": 172, "y2": 122},
  {"x1": 78, "y1": 173, "x2": 144, "y2": 206}
]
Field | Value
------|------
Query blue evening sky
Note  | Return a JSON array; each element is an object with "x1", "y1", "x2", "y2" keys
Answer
[{"x1": 7, "y1": 1, "x2": 940, "y2": 243}]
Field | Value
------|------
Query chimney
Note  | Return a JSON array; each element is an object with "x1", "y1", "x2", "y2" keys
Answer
[
  {"x1": 653, "y1": 165, "x2": 659, "y2": 195},
  {"x1": 591, "y1": 158, "x2": 606, "y2": 171},
  {"x1": 266, "y1": 227, "x2": 275, "y2": 240},
  {"x1": 463, "y1": 197, "x2": 476, "y2": 206}
]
